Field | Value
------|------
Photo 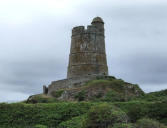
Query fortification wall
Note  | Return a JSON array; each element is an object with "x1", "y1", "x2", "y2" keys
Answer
[{"x1": 47, "y1": 75, "x2": 97, "y2": 96}]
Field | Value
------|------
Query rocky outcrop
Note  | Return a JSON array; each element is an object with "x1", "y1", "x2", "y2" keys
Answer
[{"x1": 49, "y1": 76, "x2": 145, "y2": 101}]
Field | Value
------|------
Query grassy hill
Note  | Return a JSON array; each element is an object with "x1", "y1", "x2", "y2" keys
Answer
[{"x1": 0, "y1": 77, "x2": 167, "y2": 128}]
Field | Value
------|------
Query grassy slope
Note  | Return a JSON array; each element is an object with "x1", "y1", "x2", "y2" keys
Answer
[{"x1": 0, "y1": 78, "x2": 167, "y2": 128}]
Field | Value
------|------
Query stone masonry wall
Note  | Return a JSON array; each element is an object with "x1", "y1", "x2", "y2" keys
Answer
[
  {"x1": 47, "y1": 75, "x2": 97, "y2": 96},
  {"x1": 67, "y1": 17, "x2": 108, "y2": 78}
]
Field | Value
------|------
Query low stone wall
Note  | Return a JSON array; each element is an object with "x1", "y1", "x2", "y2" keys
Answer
[{"x1": 47, "y1": 75, "x2": 98, "y2": 96}]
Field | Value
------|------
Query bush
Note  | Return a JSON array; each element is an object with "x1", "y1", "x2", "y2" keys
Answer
[
  {"x1": 75, "y1": 90, "x2": 86, "y2": 101},
  {"x1": 58, "y1": 115, "x2": 87, "y2": 128},
  {"x1": 34, "y1": 124, "x2": 47, "y2": 128},
  {"x1": 148, "y1": 100, "x2": 167, "y2": 124},
  {"x1": 26, "y1": 94, "x2": 58, "y2": 103},
  {"x1": 113, "y1": 101, "x2": 167, "y2": 125},
  {"x1": 136, "y1": 118, "x2": 167, "y2": 128},
  {"x1": 87, "y1": 103, "x2": 128, "y2": 128},
  {"x1": 51, "y1": 90, "x2": 64, "y2": 98},
  {"x1": 136, "y1": 89, "x2": 167, "y2": 102},
  {"x1": 112, "y1": 123, "x2": 135, "y2": 128},
  {"x1": 0, "y1": 102, "x2": 93, "y2": 127},
  {"x1": 114, "y1": 101, "x2": 150, "y2": 123},
  {"x1": 102, "y1": 90, "x2": 125, "y2": 102}
]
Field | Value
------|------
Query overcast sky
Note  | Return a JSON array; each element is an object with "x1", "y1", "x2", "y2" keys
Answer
[{"x1": 0, "y1": 0, "x2": 167, "y2": 102}]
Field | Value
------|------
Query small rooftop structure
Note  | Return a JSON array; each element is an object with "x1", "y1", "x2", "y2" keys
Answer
[{"x1": 91, "y1": 17, "x2": 104, "y2": 24}]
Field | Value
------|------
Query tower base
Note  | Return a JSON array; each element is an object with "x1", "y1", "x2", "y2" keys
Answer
[{"x1": 43, "y1": 75, "x2": 107, "y2": 96}]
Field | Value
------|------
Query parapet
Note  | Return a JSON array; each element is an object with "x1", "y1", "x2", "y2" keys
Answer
[
  {"x1": 72, "y1": 26, "x2": 85, "y2": 36},
  {"x1": 72, "y1": 24, "x2": 104, "y2": 36},
  {"x1": 86, "y1": 25, "x2": 97, "y2": 33},
  {"x1": 86, "y1": 25, "x2": 104, "y2": 35}
]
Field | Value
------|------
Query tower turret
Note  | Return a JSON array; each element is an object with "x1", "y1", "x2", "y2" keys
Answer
[{"x1": 67, "y1": 17, "x2": 108, "y2": 78}]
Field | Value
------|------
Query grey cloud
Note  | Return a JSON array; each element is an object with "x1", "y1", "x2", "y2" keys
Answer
[
  {"x1": 0, "y1": 57, "x2": 67, "y2": 94},
  {"x1": 0, "y1": 1, "x2": 167, "y2": 101},
  {"x1": 110, "y1": 54, "x2": 167, "y2": 85}
]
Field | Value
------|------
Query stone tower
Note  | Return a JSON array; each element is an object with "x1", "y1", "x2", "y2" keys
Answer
[{"x1": 67, "y1": 17, "x2": 108, "y2": 78}]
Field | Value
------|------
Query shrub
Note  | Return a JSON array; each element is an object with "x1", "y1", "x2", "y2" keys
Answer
[
  {"x1": 34, "y1": 124, "x2": 47, "y2": 128},
  {"x1": 112, "y1": 123, "x2": 135, "y2": 128},
  {"x1": 58, "y1": 115, "x2": 87, "y2": 128},
  {"x1": 75, "y1": 90, "x2": 86, "y2": 101},
  {"x1": 0, "y1": 102, "x2": 93, "y2": 127},
  {"x1": 113, "y1": 100, "x2": 167, "y2": 124},
  {"x1": 51, "y1": 90, "x2": 64, "y2": 98},
  {"x1": 114, "y1": 101, "x2": 150, "y2": 122},
  {"x1": 102, "y1": 90, "x2": 125, "y2": 102},
  {"x1": 136, "y1": 89, "x2": 167, "y2": 102},
  {"x1": 87, "y1": 103, "x2": 128, "y2": 128},
  {"x1": 26, "y1": 94, "x2": 58, "y2": 103},
  {"x1": 136, "y1": 118, "x2": 167, "y2": 128},
  {"x1": 148, "y1": 100, "x2": 167, "y2": 124}
]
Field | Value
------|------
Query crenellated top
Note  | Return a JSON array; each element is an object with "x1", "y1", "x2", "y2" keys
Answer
[
  {"x1": 86, "y1": 25, "x2": 97, "y2": 33},
  {"x1": 72, "y1": 26, "x2": 85, "y2": 36},
  {"x1": 72, "y1": 17, "x2": 104, "y2": 37}
]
